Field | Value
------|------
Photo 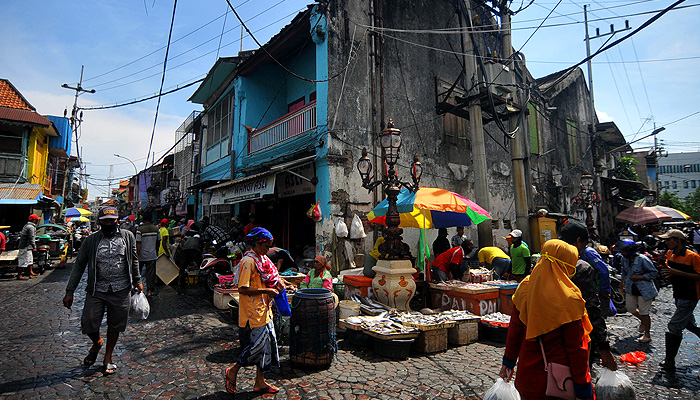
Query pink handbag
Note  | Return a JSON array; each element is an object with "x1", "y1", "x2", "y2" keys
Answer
[{"x1": 539, "y1": 339, "x2": 575, "y2": 400}]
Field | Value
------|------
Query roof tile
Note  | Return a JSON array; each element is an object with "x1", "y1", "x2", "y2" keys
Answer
[{"x1": 0, "y1": 80, "x2": 33, "y2": 110}]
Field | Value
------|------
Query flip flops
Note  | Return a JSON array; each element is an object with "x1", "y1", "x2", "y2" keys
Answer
[
  {"x1": 223, "y1": 366, "x2": 236, "y2": 394},
  {"x1": 103, "y1": 363, "x2": 118, "y2": 375},
  {"x1": 253, "y1": 385, "x2": 279, "y2": 394},
  {"x1": 83, "y1": 351, "x2": 99, "y2": 366}
]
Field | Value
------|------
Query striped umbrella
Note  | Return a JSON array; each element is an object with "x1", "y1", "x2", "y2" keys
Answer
[
  {"x1": 63, "y1": 207, "x2": 93, "y2": 218},
  {"x1": 654, "y1": 205, "x2": 691, "y2": 221},
  {"x1": 615, "y1": 206, "x2": 674, "y2": 225},
  {"x1": 366, "y1": 187, "x2": 491, "y2": 229}
]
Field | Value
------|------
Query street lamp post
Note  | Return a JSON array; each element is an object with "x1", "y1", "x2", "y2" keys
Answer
[
  {"x1": 166, "y1": 175, "x2": 181, "y2": 216},
  {"x1": 357, "y1": 119, "x2": 422, "y2": 260},
  {"x1": 574, "y1": 171, "x2": 601, "y2": 239},
  {"x1": 356, "y1": 119, "x2": 422, "y2": 311},
  {"x1": 114, "y1": 154, "x2": 139, "y2": 214}
]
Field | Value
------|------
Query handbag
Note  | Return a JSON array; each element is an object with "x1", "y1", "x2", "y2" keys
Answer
[{"x1": 539, "y1": 338, "x2": 575, "y2": 400}]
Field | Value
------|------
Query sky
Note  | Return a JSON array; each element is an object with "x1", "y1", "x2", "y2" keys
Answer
[{"x1": 1, "y1": 0, "x2": 698, "y2": 200}]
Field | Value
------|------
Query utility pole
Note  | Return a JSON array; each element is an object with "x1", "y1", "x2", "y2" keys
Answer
[
  {"x1": 500, "y1": 1, "x2": 531, "y2": 247},
  {"x1": 462, "y1": 1, "x2": 492, "y2": 246},
  {"x1": 584, "y1": 6, "x2": 630, "y2": 236},
  {"x1": 61, "y1": 65, "x2": 95, "y2": 215}
]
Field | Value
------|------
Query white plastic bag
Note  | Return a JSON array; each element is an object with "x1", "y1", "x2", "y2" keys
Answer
[
  {"x1": 483, "y1": 378, "x2": 521, "y2": 400},
  {"x1": 595, "y1": 367, "x2": 635, "y2": 400},
  {"x1": 130, "y1": 292, "x2": 150, "y2": 320},
  {"x1": 349, "y1": 214, "x2": 367, "y2": 239},
  {"x1": 335, "y1": 219, "x2": 349, "y2": 238}
]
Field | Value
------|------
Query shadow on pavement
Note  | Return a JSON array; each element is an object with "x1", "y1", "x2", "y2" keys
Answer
[
  {"x1": 651, "y1": 365, "x2": 700, "y2": 390},
  {"x1": 0, "y1": 365, "x2": 102, "y2": 394}
]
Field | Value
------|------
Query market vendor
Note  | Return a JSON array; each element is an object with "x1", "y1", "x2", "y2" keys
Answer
[
  {"x1": 478, "y1": 246, "x2": 511, "y2": 279},
  {"x1": 431, "y1": 240, "x2": 474, "y2": 281},
  {"x1": 300, "y1": 255, "x2": 333, "y2": 290}
]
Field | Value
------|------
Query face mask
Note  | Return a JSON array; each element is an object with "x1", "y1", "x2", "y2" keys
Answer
[{"x1": 100, "y1": 223, "x2": 118, "y2": 237}]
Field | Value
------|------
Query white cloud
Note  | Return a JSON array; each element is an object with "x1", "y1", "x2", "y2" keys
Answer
[{"x1": 596, "y1": 110, "x2": 613, "y2": 123}]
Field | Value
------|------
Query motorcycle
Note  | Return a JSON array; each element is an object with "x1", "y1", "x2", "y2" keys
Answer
[
  {"x1": 35, "y1": 235, "x2": 52, "y2": 274},
  {"x1": 199, "y1": 241, "x2": 242, "y2": 294},
  {"x1": 608, "y1": 260, "x2": 627, "y2": 314}
]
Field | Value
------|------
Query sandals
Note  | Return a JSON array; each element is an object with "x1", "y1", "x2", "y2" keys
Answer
[
  {"x1": 103, "y1": 363, "x2": 117, "y2": 375},
  {"x1": 83, "y1": 339, "x2": 104, "y2": 366},
  {"x1": 223, "y1": 366, "x2": 236, "y2": 394},
  {"x1": 253, "y1": 385, "x2": 280, "y2": 394}
]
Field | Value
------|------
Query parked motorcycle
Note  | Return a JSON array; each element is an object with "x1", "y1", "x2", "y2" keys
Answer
[
  {"x1": 200, "y1": 242, "x2": 241, "y2": 294},
  {"x1": 35, "y1": 235, "x2": 52, "y2": 274}
]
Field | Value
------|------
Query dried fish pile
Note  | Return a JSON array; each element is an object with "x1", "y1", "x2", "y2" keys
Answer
[
  {"x1": 481, "y1": 312, "x2": 511, "y2": 325},
  {"x1": 487, "y1": 280, "x2": 518, "y2": 286},
  {"x1": 345, "y1": 315, "x2": 417, "y2": 335},
  {"x1": 388, "y1": 310, "x2": 478, "y2": 327},
  {"x1": 438, "y1": 309, "x2": 479, "y2": 321}
]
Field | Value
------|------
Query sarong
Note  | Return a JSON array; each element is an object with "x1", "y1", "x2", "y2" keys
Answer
[{"x1": 237, "y1": 320, "x2": 279, "y2": 372}]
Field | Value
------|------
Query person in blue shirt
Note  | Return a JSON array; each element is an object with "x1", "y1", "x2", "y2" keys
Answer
[
  {"x1": 618, "y1": 239, "x2": 658, "y2": 343},
  {"x1": 580, "y1": 242, "x2": 612, "y2": 315}
]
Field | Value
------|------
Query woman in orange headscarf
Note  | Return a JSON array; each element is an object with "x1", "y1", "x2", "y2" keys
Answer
[
  {"x1": 299, "y1": 255, "x2": 333, "y2": 290},
  {"x1": 499, "y1": 239, "x2": 594, "y2": 400}
]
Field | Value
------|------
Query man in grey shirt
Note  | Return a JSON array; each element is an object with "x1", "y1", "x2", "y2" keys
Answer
[
  {"x1": 17, "y1": 214, "x2": 40, "y2": 280},
  {"x1": 136, "y1": 213, "x2": 160, "y2": 297},
  {"x1": 63, "y1": 206, "x2": 142, "y2": 375}
]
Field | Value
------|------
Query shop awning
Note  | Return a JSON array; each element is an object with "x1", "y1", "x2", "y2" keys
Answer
[
  {"x1": 187, "y1": 179, "x2": 227, "y2": 191},
  {"x1": 0, "y1": 183, "x2": 42, "y2": 204},
  {"x1": 209, "y1": 171, "x2": 276, "y2": 205}
]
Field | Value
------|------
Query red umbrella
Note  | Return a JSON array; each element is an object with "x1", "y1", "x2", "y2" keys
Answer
[{"x1": 615, "y1": 206, "x2": 674, "y2": 225}]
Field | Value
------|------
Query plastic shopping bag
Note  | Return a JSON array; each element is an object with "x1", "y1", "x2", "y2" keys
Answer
[
  {"x1": 349, "y1": 214, "x2": 367, "y2": 239},
  {"x1": 335, "y1": 219, "x2": 349, "y2": 237},
  {"x1": 595, "y1": 367, "x2": 636, "y2": 400},
  {"x1": 483, "y1": 378, "x2": 521, "y2": 400},
  {"x1": 130, "y1": 292, "x2": 150, "y2": 320},
  {"x1": 619, "y1": 351, "x2": 646, "y2": 365}
]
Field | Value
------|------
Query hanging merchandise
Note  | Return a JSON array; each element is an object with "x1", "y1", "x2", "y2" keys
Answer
[
  {"x1": 349, "y1": 214, "x2": 367, "y2": 239},
  {"x1": 344, "y1": 241, "x2": 356, "y2": 269},
  {"x1": 335, "y1": 219, "x2": 349, "y2": 238},
  {"x1": 306, "y1": 201, "x2": 323, "y2": 222}
]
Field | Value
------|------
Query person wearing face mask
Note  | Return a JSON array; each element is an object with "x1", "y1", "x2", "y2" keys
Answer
[{"x1": 63, "y1": 206, "x2": 143, "y2": 376}]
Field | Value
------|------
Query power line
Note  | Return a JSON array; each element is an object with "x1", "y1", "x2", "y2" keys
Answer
[{"x1": 79, "y1": 78, "x2": 203, "y2": 111}]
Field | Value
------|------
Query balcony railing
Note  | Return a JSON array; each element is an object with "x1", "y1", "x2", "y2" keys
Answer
[{"x1": 249, "y1": 101, "x2": 316, "y2": 154}]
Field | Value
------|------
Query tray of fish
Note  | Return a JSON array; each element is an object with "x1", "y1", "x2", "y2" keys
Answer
[
  {"x1": 449, "y1": 283, "x2": 499, "y2": 294},
  {"x1": 389, "y1": 312, "x2": 456, "y2": 330},
  {"x1": 429, "y1": 280, "x2": 471, "y2": 291},
  {"x1": 480, "y1": 312, "x2": 511, "y2": 328},
  {"x1": 360, "y1": 318, "x2": 420, "y2": 339},
  {"x1": 437, "y1": 309, "x2": 481, "y2": 322},
  {"x1": 483, "y1": 280, "x2": 519, "y2": 289}
]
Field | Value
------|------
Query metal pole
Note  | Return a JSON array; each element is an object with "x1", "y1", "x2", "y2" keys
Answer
[{"x1": 584, "y1": 5, "x2": 595, "y2": 113}]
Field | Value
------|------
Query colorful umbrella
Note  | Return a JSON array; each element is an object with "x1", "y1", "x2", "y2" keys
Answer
[
  {"x1": 615, "y1": 206, "x2": 674, "y2": 225},
  {"x1": 653, "y1": 205, "x2": 691, "y2": 221},
  {"x1": 63, "y1": 207, "x2": 93, "y2": 218},
  {"x1": 66, "y1": 216, "x2": 90, "y2": 223},
  {"x1": 366, "y1": 187, "x2": 491, "y2": 229}
]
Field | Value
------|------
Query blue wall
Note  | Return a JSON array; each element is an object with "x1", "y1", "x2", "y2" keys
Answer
[
  {"x1": 46, "y1": 116, "x2": 72, "y2": 156},
  {"x1": 311, "y1": 6, "x2": 330, "y2": 233},
  {"x1": 200, "y1": 154, "x2": 231, "y2": 181}
]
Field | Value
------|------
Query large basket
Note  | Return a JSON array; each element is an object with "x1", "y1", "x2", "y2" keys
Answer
[{"x1": 289, "y1": 289, "x2": 336, "y2": 369}]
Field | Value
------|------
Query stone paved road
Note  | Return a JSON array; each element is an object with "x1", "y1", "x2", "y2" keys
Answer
[{"x1": 0, "y1": 262, "x2": 698, "y2": 399}]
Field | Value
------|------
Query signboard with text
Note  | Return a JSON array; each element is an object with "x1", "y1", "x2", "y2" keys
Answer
[
  {"x1": 221, "y1": 174, "x2": 276, "y2": 204},
  {"x1": 277, "y1": 163, "x2": 315, "y2": 198}
]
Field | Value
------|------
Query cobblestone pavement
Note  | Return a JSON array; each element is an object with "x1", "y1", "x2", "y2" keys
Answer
[{"x1": 0, "y1": 262, "x2": 698, "y2": 399}]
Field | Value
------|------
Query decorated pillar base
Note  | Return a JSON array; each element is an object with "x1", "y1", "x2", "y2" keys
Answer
[{"x1": 372, "y1": 260, "x2": 417, "y2": 311}]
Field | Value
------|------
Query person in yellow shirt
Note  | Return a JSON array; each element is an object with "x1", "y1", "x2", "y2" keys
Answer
[
  {"x1": 478, "y1": 246, "x2": 511, "y2": 278},
  {"x1": 158, "y1": 219, "x2": 170, "y2": 258},
  {"x1": 223, "y1": 227, "x2": 282, "y2": 395}
]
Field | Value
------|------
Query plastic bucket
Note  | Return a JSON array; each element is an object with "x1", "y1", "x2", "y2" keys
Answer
[
  {"x1": 289, "y1": 288, "x2": 336, "y2": 369},
  {"x1": 274, "y1": 290, "x2": 292, "y2": 316},
  {"x1": 338, "y1": 300, "x2": 361, "y2": 319}
]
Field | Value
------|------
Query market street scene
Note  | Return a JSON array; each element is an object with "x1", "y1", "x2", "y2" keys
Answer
[{"x1": 2, "y1": 0, "x2": 700, "y2": 399}]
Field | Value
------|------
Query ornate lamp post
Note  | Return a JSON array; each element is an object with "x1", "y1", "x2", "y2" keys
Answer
[
  {"x1": 357, "y1": 119, "x2": 422, "y2": 260},
  {"x1": 574, "y1": 171, "x2": 601, "y2": 239},
  {"x1": 166, "y1": 175, "x2": 181, "y2": 216},
  {"x1": 357, "y1": 119, "x2": 422, "y2": 310}
]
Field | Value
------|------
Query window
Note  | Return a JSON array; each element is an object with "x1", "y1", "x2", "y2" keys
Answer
[
  {"x1": 566, "y1": 120, "x2": 579, "y2": 165},
  {"x1": 684, "y1": 181, "x2": 689, "y2": 189},
  {"x1": 528, "y1": 104, "x2": 539, "y2": 155},
  {"x1": 503, "y1": 220, "x2": 512, "y2": 230},
  {"x1": 691, "y1": 180, "x2": 697, "y2": 189},
  {"x1": 207, "y1": 94, "x2": 232, "y2": 149},
  {"x1": 0, "y1": 133, "x2": 23, "y2": 154},
  {"x1": 288, "y1": 96, "x2": 305, "y2": 113},
  {"x1": 491, "y1": 219, "x2": 500, "y2": 230},
  {"x1": 437, "y1": 78, "x2": 468, "y2": 140},
  {"x1": 672, "y1": 181, "x2": 677, "y2": 189}
]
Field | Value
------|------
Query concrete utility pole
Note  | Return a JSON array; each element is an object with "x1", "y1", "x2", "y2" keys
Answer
[
  {"x1": 584, "y1": 6, "x2": 630, "y2": 234},
  {"x1": 61, "y1": 65, "x2": 95, "y2": 214},
  {"x1": 462, "y1": 1, "x2": 493, "y2": 247},
  {"x1": 500, "y1": 1, "x2": 531, "y2": 247}
]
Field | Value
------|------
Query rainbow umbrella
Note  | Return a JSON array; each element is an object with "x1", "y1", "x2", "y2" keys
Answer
[
  {"x1": 63, "y1": 207, "x2": 93, "y2": 218},
  {"x1": 66, "y1": 216, "x2": 90, "y2": 223},
  {"x1": 366, "y1": 187, "x2": 491, "y2": 229},
  {"x1": 654, "y1": 205, "x2": 691, "y2": 221}
]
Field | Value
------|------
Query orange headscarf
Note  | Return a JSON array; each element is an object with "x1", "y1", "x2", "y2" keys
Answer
[
  {"x1": 314, "y1": 255, "x2": 331, "y2": 270},
  {"x1": 512, "y1": 239, "x2": 593, "y2": 340}
]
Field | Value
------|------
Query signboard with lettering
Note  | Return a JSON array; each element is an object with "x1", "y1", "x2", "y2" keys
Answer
[
  {"x1": 277, "y1": 163, "x2": 315, "y2": 198},
  {"x1": 221, "y1": 174, "x2": 276, "y2": 204}
]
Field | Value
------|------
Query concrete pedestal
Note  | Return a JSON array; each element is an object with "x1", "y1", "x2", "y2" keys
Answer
[{"x1": 372, "y1": 260, "x2": 417, "y2": 311}]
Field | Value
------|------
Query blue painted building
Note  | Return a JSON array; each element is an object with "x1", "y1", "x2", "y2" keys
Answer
[{"x1": 186, "y1": 7, "x2": 328, "y2": 257}]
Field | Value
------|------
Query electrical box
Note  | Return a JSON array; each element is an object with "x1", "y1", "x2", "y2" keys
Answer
[
  {"x1": 482, "y1": 61, "x2": 516, "y2": 98},
  {"x1": 529, "y1": 217, "x2": 558, "y2": 253}
]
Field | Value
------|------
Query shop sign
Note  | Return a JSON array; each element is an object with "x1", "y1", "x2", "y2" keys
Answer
[
  {"x1": 278, "y1": 163, "x2": 315, "y2": 198},
  {"x1": 222, "y1": 174, "x2": 276, "y2": 204}
]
